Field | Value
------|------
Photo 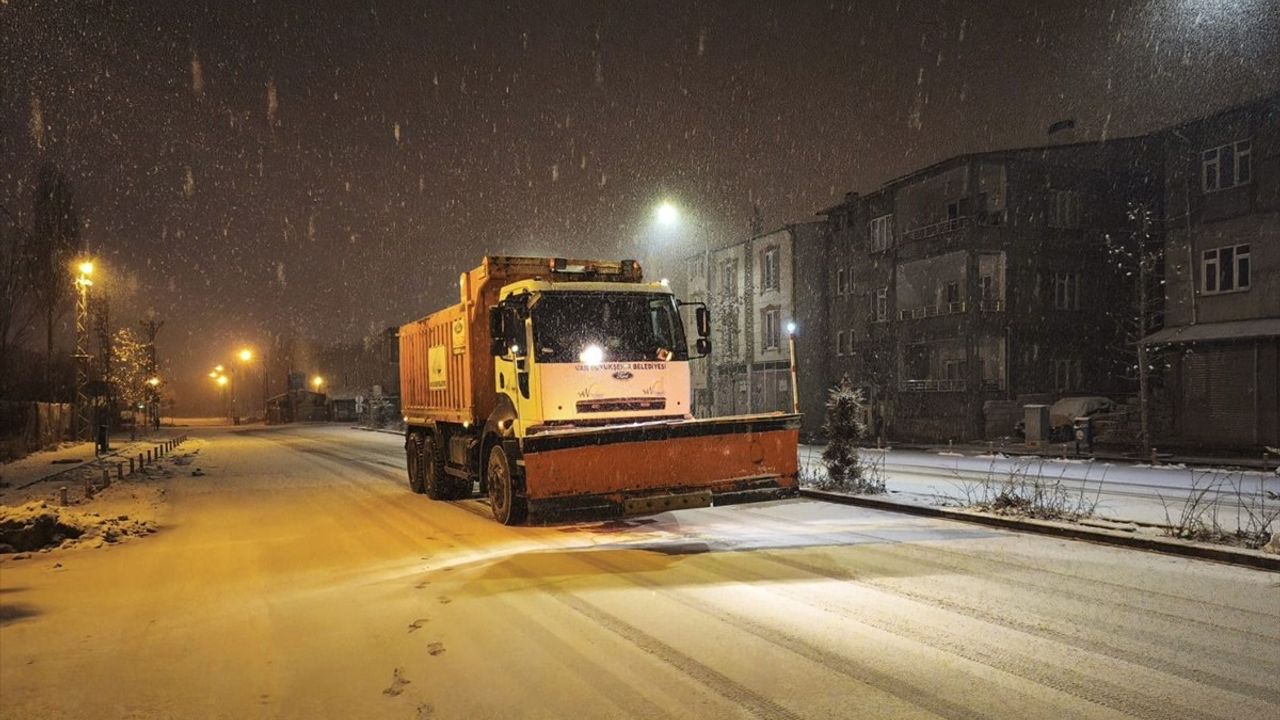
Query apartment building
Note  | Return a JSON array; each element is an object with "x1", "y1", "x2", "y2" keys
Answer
[
  {"x1": 685, "y1": 222, "x2": 827, "y2": 436},
  {"x1": 822, "y1": 139, "x2": 1158, "y2": 441},
  {"x1": 1142, "y1": 94, "x2": 1280, "y2": 448}
]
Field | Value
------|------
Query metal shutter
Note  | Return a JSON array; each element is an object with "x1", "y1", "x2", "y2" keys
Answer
[{"x1": 1181, "y1": 345, "x2": 1255, "y2": 444}]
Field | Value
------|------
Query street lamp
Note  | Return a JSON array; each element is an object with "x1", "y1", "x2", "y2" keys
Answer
[
  {"x1": 72, "y1": 259, "x2": 95, "y2": 441},
  {"x1": 238, "y1": 348, "x2": 253, "y2": 362},
  {"x1": 786, "y1": 322, "x2": 799, "y2": 415},
  {"x1": 655, "y1": 201, "x2": 679, "y2": 227},
  {"x1": 312, "y1": 376, "x2": 324, "y2": 390}
]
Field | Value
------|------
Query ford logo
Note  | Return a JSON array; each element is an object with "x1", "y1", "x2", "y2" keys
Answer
[{"x1": 612, "y1": 371, "x2": 634, "y2": 381}]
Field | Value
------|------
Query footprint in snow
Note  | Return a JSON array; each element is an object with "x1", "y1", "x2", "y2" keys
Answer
[
  {"x1": 382, "y1": 668, "x2": 410, "y2": 697},
  {"x1": 436, "y1": 596, "x2": 451, "y2": 605},
  {"x1": 407, "y1": 618, "x2": 429, "y2": 633},
  {"x1": 426, "y1": 642, "x2": 445, "y2": 656}
]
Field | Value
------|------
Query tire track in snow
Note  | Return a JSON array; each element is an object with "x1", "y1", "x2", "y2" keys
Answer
[
  {"x1": 732, "y1": 504, "x2": 1280, "y2": 643},
  {"x1": 727, "y1": 506, "x2": 1280, "y2": 688}
]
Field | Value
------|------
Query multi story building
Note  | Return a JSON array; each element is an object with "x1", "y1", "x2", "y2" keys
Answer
[
  {"x1": 1142, "y1": 94, "x2": 1279, "y2": 448},
  {"x1": 822, "y1": 139, "x2": 1158, "y2": 441},
  {"x1": 685, "y1": 222, "x2": 827, "y2": 437}
]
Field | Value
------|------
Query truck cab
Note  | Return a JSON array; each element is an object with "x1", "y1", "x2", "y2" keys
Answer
[{"x1": 488, "y1": 278, "x2": 708, "y2": 438}]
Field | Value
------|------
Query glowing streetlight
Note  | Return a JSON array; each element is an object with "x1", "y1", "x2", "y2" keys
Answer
[
  {"x1": 786, "y1": 321, "x2": 799, "y2": 415},
  {"x1": 238, "y1": 348, "x2": 253, "y2": 362},
  {"x1": 216, "y1": 375, "x2": 228, "y2": 387},
  {"x1": 147, "y1": 377, "x2": 161, "y2": 387},
  {"x1": 654, "y1": 201, "x2": 679, "y2": 227},
  {"x1": 214, "y1": 364, "x2": 224, "y2": 373},
  {"x1": 312, "y1": 376, "x2": 324, "y2": 389},
  {"x1": 77, "y1": 260, "x2": 94, "y2": 276}
]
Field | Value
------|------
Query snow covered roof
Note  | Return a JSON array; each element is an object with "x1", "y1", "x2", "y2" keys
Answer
[{"x1": 1140, "y1": 318, "x2": 1280, "y2": 345}]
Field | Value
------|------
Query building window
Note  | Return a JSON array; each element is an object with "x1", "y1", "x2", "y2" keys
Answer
[
  {"x1": 761, "y1": 246, "x2": 780, "y2": 292},
  {"x1": 687, "y1": 255, "x2": 706, "y2": 280},
  {"x1": 869, "y1": 214, "x2": 894, "y2": 252},
  {"x1": 1202, "y1": 139, "x2": 1251, "y2": 193},
  {"x1": 1053, "y1": 358, "x2": 1080, "y2": 392},
  {"x1": 944, "y1": 280, "x2": 961, "y2": 311},
  {"x1": 1048, "y1": 189, "x2": 1082, "y2": 228},
  {"x1": 761, "y1": 308, "x2": 781, "y2": 351},
  {"x1": 869, "y1": 287, "x2": 889, "y2": 322},
  {"x1": 836, "y1": 268, "x2": 847, "y2": 296},
  {"x1": 946, "y1": 200, "x2": 960, "y2": 221},
  {"x1": 835, "y1": 331, "x2": 846, "y2": 355},
  {"x1": 1052, "y1": 272, "x2": 1081, "y2": 310},
  {"x1": 720, "y1": 259, "x2": 738, "y2": 296},
  {"x1": 1201, "y1": 244, "x2": 1251, "y2": 294},
  {"x1": 944, "y1": 359, "x2": 965, "y2": 381}
]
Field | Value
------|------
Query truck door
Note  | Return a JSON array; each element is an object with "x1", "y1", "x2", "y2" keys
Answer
[{"x1": 493, "y1": 297, "x2": 539, "y2": 430}]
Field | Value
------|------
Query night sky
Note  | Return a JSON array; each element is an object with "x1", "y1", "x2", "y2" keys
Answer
[{"x1": 3, "y1": 0, "x2": 1278, "y2": 411}]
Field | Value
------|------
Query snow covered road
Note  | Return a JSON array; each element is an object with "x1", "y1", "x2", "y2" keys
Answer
[{"x1": 2, "y1": 424, "x2": 1277, "y2": 719}]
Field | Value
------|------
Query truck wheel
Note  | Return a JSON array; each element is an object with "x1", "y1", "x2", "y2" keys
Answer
[
  {"x1": 406, "y1": 435, "x2": 426, "y2": 494},
  {"x1": 422, "y1": 434, "x2": 452, "y2": 500},
  {"x1": 486, "y1": 443, "x2": 527, "y2": 525}
]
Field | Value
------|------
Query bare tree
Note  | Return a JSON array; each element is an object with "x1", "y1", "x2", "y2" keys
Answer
[
  {"x1": 1103, "y1": 202, "x2": 1162, "y2": 455},
  {"x1": 0, "y1": 208, "x2": 37, "y2": 398},
  {"x1": 30, "y1": 163, "x2": 84, "y2": 399}
]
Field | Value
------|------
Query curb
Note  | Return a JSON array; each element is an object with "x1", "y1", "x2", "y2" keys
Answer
[
  {"x1": 799, "y1": 488, "x2": 1280, "y2": 573},
  {"x1": 352, "y1": 426, "x2": 405, "y2": 437}
]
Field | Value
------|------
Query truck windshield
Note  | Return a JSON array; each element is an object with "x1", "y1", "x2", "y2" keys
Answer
[{"x1": 532, "y1": 292, "x2": 688, "y2": 363}]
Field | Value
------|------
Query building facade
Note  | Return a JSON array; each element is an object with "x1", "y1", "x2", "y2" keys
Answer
[
  {"x1": 686, "y1": 222, "x2": 827, "y2": 437},
  {"x1": 822, "y1": 140, "x2": 1158, "y2": 441},
  {"x1": 1144, "y1": 94, "x2": 1280, "y2": 448}
]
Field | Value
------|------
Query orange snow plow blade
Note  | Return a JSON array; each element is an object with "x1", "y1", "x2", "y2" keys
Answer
[{"x1": 519, "y1": 413, "x2": 800, "y2": 519}]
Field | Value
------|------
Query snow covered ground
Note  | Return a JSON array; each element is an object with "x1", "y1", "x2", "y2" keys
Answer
[
  {"x1": 800, "y1": 444, "x2": 1280, "y2": 532},
  {"x1": 1, "y1": 424, "x2": 1277, "y2": 719}
]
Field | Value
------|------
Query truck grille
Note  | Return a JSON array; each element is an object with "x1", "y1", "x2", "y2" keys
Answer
[{"x1": 576, "y1": 397, "x2": 667, "y2": 413}]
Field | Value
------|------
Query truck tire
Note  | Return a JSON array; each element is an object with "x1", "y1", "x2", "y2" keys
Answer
[
  {"x1": 485, "y1": 443, "x2": 527, "y2": 525},
  {"x1": 406, "y1": 434, "x2": 426, "y2": 494},
  {"x1": 422, "y1": 434, "x2": 454, "y2": 501}
]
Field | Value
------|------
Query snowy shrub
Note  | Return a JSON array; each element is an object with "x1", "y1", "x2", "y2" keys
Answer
[{"x1": 814, "y1": 376, "x2": 885, "y2": 494}]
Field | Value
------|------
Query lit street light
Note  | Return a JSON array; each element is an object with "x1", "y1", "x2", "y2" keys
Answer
[
  {"x1": 312, "y1": 376, "x2": 324, "y2": 390},
  {"x1": 238, "y1": 348, "x2": 253, "y2": 362},
  {"x1": 787, "y1": 322, "x2": 799, "y2": 415},
  {"x1": 655, "y1": 201, "x2": 679, "y2": 227}
]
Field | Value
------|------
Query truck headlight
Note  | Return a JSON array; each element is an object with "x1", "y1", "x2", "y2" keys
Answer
[{"x1": 579, "y1": 344, "x2": 605, "y2": 365}]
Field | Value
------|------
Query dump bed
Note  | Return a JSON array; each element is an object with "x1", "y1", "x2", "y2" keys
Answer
[{"x1": 399, "y1": 256, "x2": 643, "y2": 426}]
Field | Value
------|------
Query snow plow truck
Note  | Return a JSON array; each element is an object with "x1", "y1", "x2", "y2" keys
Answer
[{"x1": 398, "y1": 256, "x2": 800, "y2": 524}]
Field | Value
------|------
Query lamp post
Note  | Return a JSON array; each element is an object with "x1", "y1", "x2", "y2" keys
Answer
[
  {"x1": 73, "y1": 260, "x2": 94, "y2": 440},
  {"x1": 787, "y1": 321, "x2": 799, "y2": 415},
  {"x1": 237, "y1": 347, "x2": 267, "y2": 422}
]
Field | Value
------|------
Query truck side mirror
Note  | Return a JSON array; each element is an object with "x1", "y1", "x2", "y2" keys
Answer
[
  {"x1": 696, "y1": 338, "x2": 712, "y2": 357},
  {"x1": 695, "y1": 307, "x2": 710, "y2": 338}
]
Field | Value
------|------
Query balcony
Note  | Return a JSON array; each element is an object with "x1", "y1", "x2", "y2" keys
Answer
[
  {"x1": 901, "y1": 216, "x2": 971, "y2": 243},
  {"x1": 900, "y1": 378, "x2": 966, "y2": 392},
  {"x1": 898, "y1": 302, "x2": 966, "y2": 320}
]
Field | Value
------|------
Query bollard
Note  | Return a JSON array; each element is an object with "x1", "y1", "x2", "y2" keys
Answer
[
  {"x1": 102, "y1": 468, "x2": 111, "y2": 488},
  {"x1": 147, "y1": 449, "x2": 152, "y2": 463},
  {"x1": 1151, "y1": 447, "x2": 1158, "y2": 465},
  {"x1": 117, "y1": 464, "x2": 124, "y2": 481},
  {"x1": 130, "y1": 458, "x2": 135, "y2": 473},
  {"x1": 84, "y1": 480, "x2": 95, "y2": 498},
  {"x1": 138, "y1": 453, "x2": 144, "y2": 467},
  {"x1": 59, "y1": 486, "x2": 69, "y2": 506}
]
